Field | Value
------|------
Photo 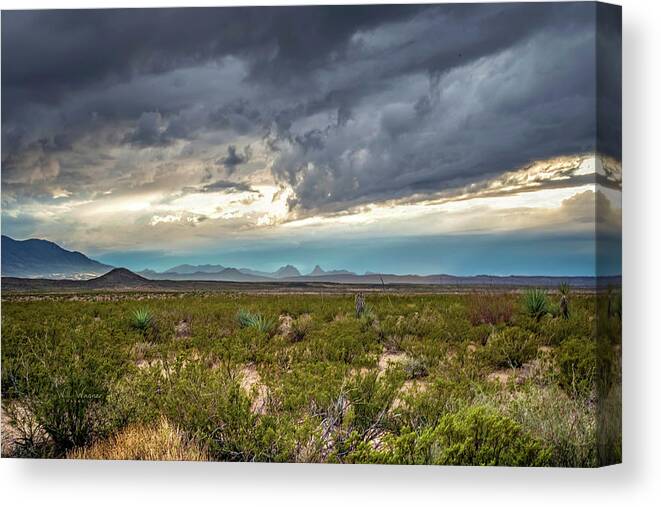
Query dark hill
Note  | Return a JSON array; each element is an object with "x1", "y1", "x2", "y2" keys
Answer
[
  {"x1": 1, "y1": 235, "x2": 112, "y2": 279},
  {"x1": 86, "y1": 268, "x2": 155, "y2": 289}
]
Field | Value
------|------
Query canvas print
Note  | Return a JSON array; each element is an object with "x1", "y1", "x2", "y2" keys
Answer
[{"x1": 1, "y1": 2, "x2": 621, "y2": 466}]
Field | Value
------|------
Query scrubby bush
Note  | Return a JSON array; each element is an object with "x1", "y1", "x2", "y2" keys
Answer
[
  {"x1": 468, "y1": 294, "x2": 514, "y2": 326},
  {"x1": 4, "y1": 335, "x2": 126, "y2": 454},
  {"x1": 557, "y1": 338, "x2": 597, "y2": 398},
  {"x1": 298, "y1": 319, "x2": 378, "y2": 365},
  {"x1": 402, "y1": 356, "x2": 429, "y2": 380},
  {"x1": 346, "y1": 371, "x2": 402, "y2": 435},
  {"x1": 123, "y1": 359, "x2": 294, "y2": 462},
  {"x1": 507, "y1": 385, "x2": 597, "y2": 467},
  {"x1": 290, "y1": 314, "x2": 313, "y2": 342},
  {"x1": 483, "y1": 327, "x2": 537, "y2": 368},
  {"x1": 130, "y1": 341, "x2": 157, "y2": 362},
  {"x1": 350, "y1": 406, "x2": 550, "y2": 466}
]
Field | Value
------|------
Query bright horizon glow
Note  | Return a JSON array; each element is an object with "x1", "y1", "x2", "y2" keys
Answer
[{"x1": 3, "y1": 154, "x2": 622, "y2": 276}]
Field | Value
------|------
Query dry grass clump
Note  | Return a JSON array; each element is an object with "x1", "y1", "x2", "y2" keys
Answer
[
  {"x1": 290, "y1": 314, "x2": 313, "y2": 342},
  {"x1": 468, "y1": 293, "x2": 515, "y2": 326},
  {"x1": 67, "y1": 417, "x2": 208, "y2": 461},
  {"x1": 130, "y1": 341, "x2": 157, "y2": 362}
]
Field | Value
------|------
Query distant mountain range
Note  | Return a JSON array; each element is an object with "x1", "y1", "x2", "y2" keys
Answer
[
  {"x1": 138, "y1": 263, "x2": 304, "y2": 281},
  {"x1": 1, "y1": 235, "x2": 112, "y2": 279},
  {"x1": 1, "y1": 235, "x2": 619, "y2": 288}
]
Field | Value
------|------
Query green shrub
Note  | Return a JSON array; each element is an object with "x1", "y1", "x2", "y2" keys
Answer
[
  {"x1": 346, "y1": 371, "x2": 402, "y2": 435},
  {"x1": 507, "y1": 385, "x2": 597, "y2": 467},
  {"x1": 484, "y1": 327, "x2": 537, "y2": 368},
  {"x1": 557, "y1": 338, "x2": 596, "y2": 398},
  {"x1": 119, "y1": 359, "x2": 295, "y2": 462},
  {"x1": 351, "y1": 406, "x2": 551, "y2": 466},
  {"x1": 523, "y1": 289, "x2": 549, "y2": 322},
  {"x1": 298, "y1": 319, "x2": 378, "y2": 365},
  {"x1": 5, "y1": 336, "x2": 126, "y2": 454},
  {"x1": 402, "y1": 357, "x2": 429, "y2": 380}
]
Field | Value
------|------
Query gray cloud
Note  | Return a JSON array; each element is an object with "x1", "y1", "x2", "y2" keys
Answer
[
  {"x1": 2, "y1": 3, "x2": 621, "y2": 227},
  {"x1": 123, "y1": 112, "x2": 172, "y2": 147},
  {"x1": 217, "y1": 145, "x2": 252, "y2": 175}
]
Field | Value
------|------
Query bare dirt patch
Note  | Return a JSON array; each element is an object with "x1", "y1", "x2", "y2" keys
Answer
[
  {"x1": 487, "y1": 369, "x2": 514, "y2": 385},
  {"x1": 1, "y1": 404, "x2": 21, "y2": 457},
  {"x1": 391, "y1": 379, "x2": 429, "y2": 411},
  {"x1": 1, "y1": 402, "x2": 50, "y2": 457},
  {"x1": 175, "y1": 320, "x2": 191, "y2": 339},
  {"x1": 239, "y1": 364, "x2": 268, "y2": 415},
  {"x1": 377, "y1": 351, "x2": 409, "y2": 375},
  {"x1": 487, "y1": 359, "x2": 549, "y2": 387}
]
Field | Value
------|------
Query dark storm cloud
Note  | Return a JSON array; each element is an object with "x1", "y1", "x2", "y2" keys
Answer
[
  {"x1": 2, "y1": 3, "x2": 621, "y2": 215},
  {"x1": 123, "y1": 112, "x2": 171, "y2": 147},
  {"x1": 1, "y1": 5, "x2": 423, "y2": 110},
  {"x1": 217, "y1": 145, "x2": 252, "y2": 175}
]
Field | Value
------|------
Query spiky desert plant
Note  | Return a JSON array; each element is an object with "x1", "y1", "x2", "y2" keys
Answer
[
  {"x1": 354, "y1": 292, "x2": 365, "y2": 317},
  {"x1": 236, "y1": 308, "x2": 255, "y2": 328},
  {"x1": 523, "y1": 288, "x2": 549, "y2": 322},
  {"x1": 558, "y1": 283, "x2": 570, "y2": 319},
  {"x1": 131, "y1": 308, "x2": 153, "y2": 331},
  {"x1": 251, "y1": 314, "x2": 277, "y2": 335},
  {"x1": 236, "y1": 309, "x2": 276, "y2": 335},
  {"x1": 359, "y1": 303, "x2": 377, "y2": 326}
]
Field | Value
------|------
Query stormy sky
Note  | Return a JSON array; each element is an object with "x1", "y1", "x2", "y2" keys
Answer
[{"x1": 1, "y1": 3, "x2": 621, "y2": 275}]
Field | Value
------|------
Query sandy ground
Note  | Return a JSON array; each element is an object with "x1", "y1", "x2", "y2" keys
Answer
[{"x1": 239, "y1": 364, "x2": 268, "y2": 415}]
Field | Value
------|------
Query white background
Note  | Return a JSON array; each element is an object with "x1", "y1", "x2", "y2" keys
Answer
[{"x1": 1, "y1": 0, "x2": 659, "y2": 505}]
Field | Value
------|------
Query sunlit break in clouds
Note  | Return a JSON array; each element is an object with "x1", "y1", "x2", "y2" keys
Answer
[{"x1": 1, "y1": 4, "x2": 621, "y2": 275}]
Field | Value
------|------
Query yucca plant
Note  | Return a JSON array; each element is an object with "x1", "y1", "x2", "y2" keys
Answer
[
  {"x1": 354, "y1": 293, "x2": 365, "y2": 317},
  {"x1": 131, "y1": 308, "x2": 153, "y2": 331},
  {"x1": 236, "y1": 308, "x2": 256, "y2": 328},
  {"x1": 236, "y1": 309, "x2": 276, "y2": 335},
  {"x1": 523, "y1": 288, "x2": 549, "y2": 322},
  {"x1": 359, "y1": 303, "x2": 377, "y2": 325},
  {"x1": 558, "y1": 283, "x2": 570, "y2": 319}
]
